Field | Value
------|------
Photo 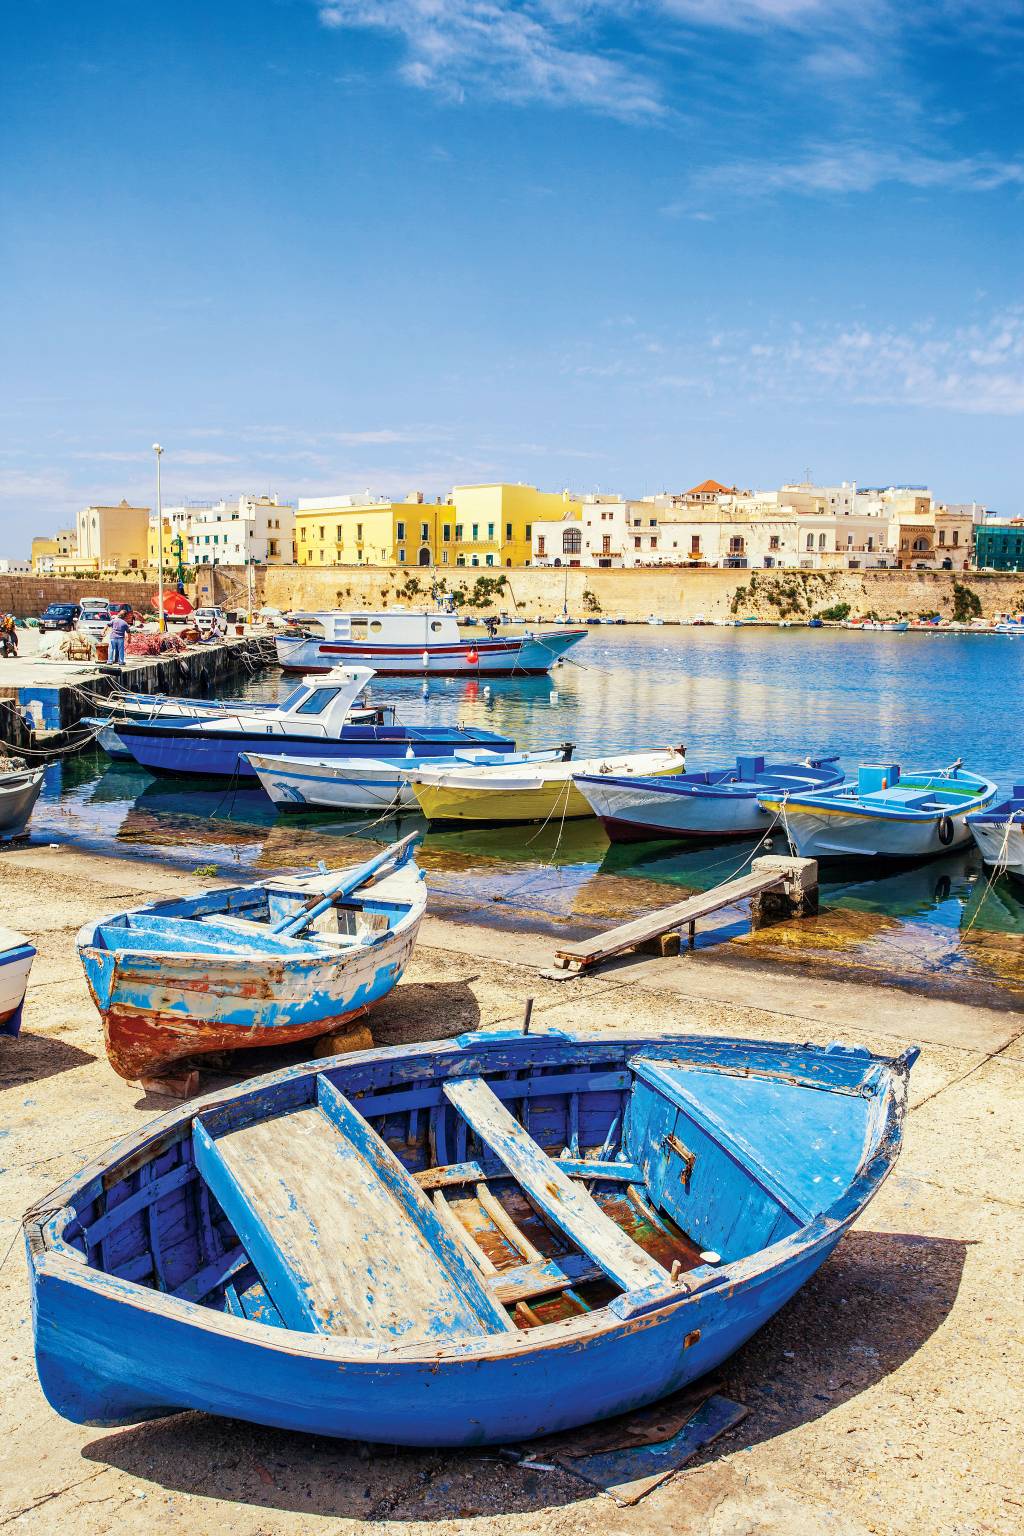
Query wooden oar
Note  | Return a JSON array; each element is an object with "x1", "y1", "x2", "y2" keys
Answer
[{"x1": 271, "y1": 832, "x2": 421, "y2": 937}]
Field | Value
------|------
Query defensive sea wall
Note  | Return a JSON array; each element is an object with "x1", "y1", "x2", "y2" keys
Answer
[
  {"x1": 208, "y1": 563, "x2": 1024, "y2": 623},
  {"x1": 0, "y1": 573, "x2": 161, "y2": 617}
]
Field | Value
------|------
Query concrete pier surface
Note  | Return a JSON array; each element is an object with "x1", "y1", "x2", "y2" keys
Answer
[{"x1": 1, "y1": 844, "x2": 1021, "y2": 1536}]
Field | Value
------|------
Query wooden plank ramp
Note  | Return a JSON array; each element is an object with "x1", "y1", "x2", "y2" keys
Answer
[
  {"x1": 193, "y1": 1079, "x2": 511, "y2": 1343},
  {"x1": 545, "y1": 867, "x2": 790, "y2": 977},
  {"x1": 443, "y1": 1076, "x2": 666, "y2": 1294}
]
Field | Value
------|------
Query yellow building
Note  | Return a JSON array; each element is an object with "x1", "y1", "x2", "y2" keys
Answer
[
  {"x1": 448, "y1": 484, "x2": 577, "y2": 568},
  {"x1": 294, "y1": 492, "x2": 443, "y2": 567},
  {"x1": 74, "y1": 500, "x2": 150, "y2": 573},
  {"x1": 31, "y1": 529, "x2": 76, "y2": 573}
]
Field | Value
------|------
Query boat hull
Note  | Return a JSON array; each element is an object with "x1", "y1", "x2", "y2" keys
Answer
[
  {"x1": 115, "y1": 724, "x2": 515, "y2": 780},
  {"x1": 772, "y1": 804, "x2": 981, "y2": 860},
  {"x1": 0, "y1": 768, "x2": 45, "y2": 837},
  {"x1": 275, "y1": 628, "x2": 587, "y2": 676},
  {"x1": 31, "y1": 1222, "x2": 844, "y2": 1441},
  {"x1": 969, "y1": 819, "x2": 1024, "y2": 877},
  {"x1": 1, "y1": 935, "x2": 36, "y2": 1038},
  {"x1": 414, "y1": 770, "x2": 684, "y2": 825},
  {"x1": 579, "y1": 781, "x2": 773, "y2": 843}
]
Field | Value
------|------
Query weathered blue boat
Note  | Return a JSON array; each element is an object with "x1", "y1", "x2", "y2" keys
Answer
[
  {"x1": 26, "y1": 1030, "x2": 916, "y2": 1444},
  {"x1": 79, "y1": 834, "x2": 426, "y2": 1081},
  {"x1": 112, "y1": 667, "x2": 515, "y2": 780}
]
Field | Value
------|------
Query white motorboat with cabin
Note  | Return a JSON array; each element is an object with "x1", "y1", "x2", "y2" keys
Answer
[{"x1": 275, "y1": 607, "x2": 587, "y2": 676}]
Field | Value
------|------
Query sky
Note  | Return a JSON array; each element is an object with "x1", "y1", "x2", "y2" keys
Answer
[{"x1": 2, "y1": 0, "x2": 1023, "y2": 553}]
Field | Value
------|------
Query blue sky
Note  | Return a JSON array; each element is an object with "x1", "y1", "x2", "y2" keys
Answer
[{"x1": 2, "y1": 0, "x2": 1023, "y2": 552}]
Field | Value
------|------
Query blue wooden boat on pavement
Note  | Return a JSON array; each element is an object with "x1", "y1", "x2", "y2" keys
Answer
[
  {"x1": 26, "y1": 1029, "x2": 916, "y2": 1444},
  {"x1": 79, "y1": 833, "x2": 426, "y2": 1081},
  {"x1": 111, "y1": 666, "x2": 515, "y2": 780}
]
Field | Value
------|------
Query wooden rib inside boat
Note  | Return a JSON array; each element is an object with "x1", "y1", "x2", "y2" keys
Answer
[{"x1": 26, "y1": 1031, "x2": 916, "y2": 1445}]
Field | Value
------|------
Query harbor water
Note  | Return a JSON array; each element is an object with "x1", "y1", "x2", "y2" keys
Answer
[{"x1": 27, "y1": 625, "x2": 1024, "y2": 1006}]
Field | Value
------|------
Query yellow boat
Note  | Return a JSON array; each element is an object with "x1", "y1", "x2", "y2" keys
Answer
[{"x1": 408, "y1": 747, "x2": 686, "y2": 824}]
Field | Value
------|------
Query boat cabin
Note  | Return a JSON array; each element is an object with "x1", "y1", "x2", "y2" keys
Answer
[{"x1": 290, "y1": 609, "x2": 466, "y2": 647}]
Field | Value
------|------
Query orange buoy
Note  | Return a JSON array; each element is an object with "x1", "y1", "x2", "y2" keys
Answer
[{"x1": 467, "y1": 648, "x2": 479, "y2": 665}]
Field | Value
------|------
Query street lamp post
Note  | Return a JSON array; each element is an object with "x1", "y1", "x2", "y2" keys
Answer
[{"x1": 152, "y1": 443, "x2": 165, "y2": 632}]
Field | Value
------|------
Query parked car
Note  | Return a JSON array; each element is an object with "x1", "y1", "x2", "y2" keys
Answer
[
  {"x1": 38, "y1": 603, "x2": 81, "y2": 632},
  {"x1": 193, "y1": 606, "x2": 227, "y2": 637},
  {"x1": 77, "y1": 605, "x2": 112, "y2": 642}
]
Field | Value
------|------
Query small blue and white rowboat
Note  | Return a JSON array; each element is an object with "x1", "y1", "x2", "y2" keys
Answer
[
  {"x1": 760, "y1": 762, "x2": 997, "y2": 861},
  {"x1": 25, "y1": 1030, "x2": 916, "y2": 1443},
  {"x1": 574, "y1": 754, "x2": 843, "y2": 843},
  {"x1": 244, "y1": 745, "x2": 575, "y2": 812},
  {"x1": 0, "y1": 758, "x2": 45, "y2": 839},
  {"x1": 78, "y1": 834, "x2": 426, "y2": 1081},
  {"x1": 968, "y1": 786, "x2": 1024, "y2": 880},
  {"x1": 1, "y1": 926, "x2": 36, "y2": 1038}
]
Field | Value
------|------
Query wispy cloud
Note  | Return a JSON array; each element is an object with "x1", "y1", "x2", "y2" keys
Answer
[
  {"x1": 317, "y1": 2, "x2": 665, "y2": 120},
  {"x1": 696, "y1": 145, "x2": 1024, "y2": 198}
]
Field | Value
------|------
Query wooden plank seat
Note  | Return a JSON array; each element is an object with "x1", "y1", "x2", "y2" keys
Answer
[
  {"x1": 443, "y1": 1076, "x2": 667, "y2": 1294},
  {"x1": 193, "y1": 1076, "x2": 510, "y2": 1343}
]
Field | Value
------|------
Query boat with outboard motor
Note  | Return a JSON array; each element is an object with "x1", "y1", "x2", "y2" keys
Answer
[
  {"x1": 25, "y1": 1028, "x2": 916, "y2": 1444},
  {"x1": 759, "y1": 761, "x2": 997, "y2": 860},
  {"x1": 276, "y1": 607, "x2": 587, "y2": 676},
  {"x1": 574, "y1": 754, "x2": 844, "y2": 843},
  {"x1": 245, "y1": 744, "x2": 575, "y2": 813},
  {"x1": 110, "y1": 667, "x2": 515, "y2": 780},
  {"x1": 967, "y1": 786, "x2": 1024, "y2": 880},
  {"x1": 409, "y1": 746, "x2": 687, "y2": 825},
  {"x1": 78, "y1": 833, "x2": 426, "y2": 1080}
]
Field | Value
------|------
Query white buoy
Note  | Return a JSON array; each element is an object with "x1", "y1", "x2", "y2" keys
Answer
[
  {"x1": 421, "y1": 650, "x2": 429, "y2": 668},
  {"x1": 549, "y1": 690, "x2": 558, "y2": 703},
  {"x1": 483, "y1": 685, "x2": 492, "y2": 700}
]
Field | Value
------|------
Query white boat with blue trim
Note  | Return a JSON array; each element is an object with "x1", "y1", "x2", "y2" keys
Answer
[
  {"x1": 759, "y1": 762, "x2": 997, "y2": 861},
  {"x1": 1, "y1": 925, "x2": 36, "y2": 1038},
  {"x1": 0, "y1": 757, "x2": 45, "y2": 839},
  {"x1": 574, "y1": 754, "x2": 844, "y2": 843},
  {"x1": 244, "y1": 745, "x2": 576, "y2": 812},
  {"x1": 967, "y1": 786, "x2": 1024, "y2": 879}
]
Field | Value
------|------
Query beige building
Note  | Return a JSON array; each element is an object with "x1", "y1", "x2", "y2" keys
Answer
[
  {"x1": 30, "y1": 529, "x2": 76, "y2": 573},
  {"x1": 74, "y1": 500, "x2": 150, "y2": 573}
]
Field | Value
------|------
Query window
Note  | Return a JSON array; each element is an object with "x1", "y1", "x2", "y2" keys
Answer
[
  {"x1": 525, "y1": 524, "x2": 531, "y2": 539},
  {"x1": 562, "y1": 527, "x2": 582, "y2": 555},
  {"x1": 650, "y1": 537, "x2": 658, "y2": 548},
  {"x1": 537, "y1": 536, "x2": 546, "y2": 556},
  {"x1": 442, "y1": 524, "x2": 451, "y2": 542},
  {"x1": 356, "y1": 523, "x2": 363, "y2": 540},
  {"x1": 295, "y1": 686, "x2": 342, "y2": 716},
  {"x1": 634, "y1": 536, "x2": 641, "y2": 549},
  {"x1": 867, "y1": 536, "x2": 874, "y2": 552},
  {"x1": 398, "y1": 548, "x2": 406, "y2": 563},
  {"x1": 472, "y1": 523, "x2": 479, "y2": 540},
  {"x1": 336, "y1": 525, "x2": 343, "y2": 542},
  {"x1": 421, "y1": 522, "x2": 429, "y2": 541},
  {"x1": 769, "y1": 536, "x2": 780, "y2": 551},
  {"x1": 729, "y1": 537, "x2": 745, "y2": 554},
  {"x1": 370, "y1": 620, "x2": 383, "y2": 632},
  {"x1": 506, "y1": 522, "x2": 513, "y2": 540},
  {"x1": 690, "y1": 536, "x2": 700, "y2": 556},
  {"x1": 487, "y1": 523, "x2": 495, "y2": 540},
  {"x1": 953, "y1": 530, "x2": 959, "y2": 546},
  {"x1": 633, "y1": 518, "x2": 641, "y2": 527},
  {"x1": 938, "y1": 529, "x2": 946, "y2": 545},
  {"x1": 471, "y1": 554, "x2": 479, "y2": 566},
  {"x1": 318, "y1": 549, "x2": 325, "y2": 562},
  {"x1": 806, "y1": 533, "x2": 814, "y2": 551},
  {"x1": 269, "y1": 540, "x2": 278, "y2": 557},
  {"x1": 396, "y1": 521, "x2": 406, "y2": 541},
  {"x1": 319, "y1": 526, "x2": 325, "y2": 540},
  {"x1": 430, "y1": 620, "x2": 443, "y2": 633},
  {"x1": 602, "y1": 535, "x2": 611, "y2": 555},
  {"x1": 442, "y1": 550, "x2": 449, "y2": 563},
  {"x1": 649, "y1": 519, "x2": 657, "y2": 528},
  {"x1": 300, "y1": 526, "x2": 307, "y2": 541},
  {"x1": 455, "y1": 524, "x2": 463, "y2": 540},
  {"x1": 456, "y1": 553, "x2": 465, "y2": 566},
  {"x1": 485, "y1": 554, "x2": 494, "y2": 566},
  {"x1": 818, "y1": 533, "x2": 826, "y2": 549}
]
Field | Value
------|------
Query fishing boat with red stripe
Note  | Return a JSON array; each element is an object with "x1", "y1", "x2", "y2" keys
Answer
[{"x1": 275, "y1": 607, "x2": 587, "y2": 676}]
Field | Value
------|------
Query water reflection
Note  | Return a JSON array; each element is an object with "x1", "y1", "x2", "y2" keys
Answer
[{"x1": 22, "y1": 628, "x2": 1024, "y2": 1000}]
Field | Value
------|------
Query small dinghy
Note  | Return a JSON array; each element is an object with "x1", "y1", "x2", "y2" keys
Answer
[
  {"x1": 409, "y1": 746, "x2": 686, "y2": 825},
  {"x1": 1, "y1": 926, "x2": 36, "y2": 1037},
  {"x1": 574, "y1": 754, "x2": 843, "y2": 843},
  {"x1": 968, "y1": 787, "x2": 1024, "y2": 881},
  {"x1": 78, "y1": 834, "x2": 426, "y2": 1081},
  {"x1": 25, "y1": 1030, "x2": 916, "y2": 1443},
  {"x1": 760, "y1": 762, "x2": 996, "y2": 861},
  {"x1": 244, "y1": 745, "x2": 574, "y2": 813},
  {"x1": 0, "y1": 756, "x2": 45, "y2": 840}
]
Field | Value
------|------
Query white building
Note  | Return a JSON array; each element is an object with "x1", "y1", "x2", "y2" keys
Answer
[
  {"x1": 188, "y1": 495, "x2": 295, "y2": 567},
  {"x1": 0, "y1": 558, "x2": 31, "y2": 574}
]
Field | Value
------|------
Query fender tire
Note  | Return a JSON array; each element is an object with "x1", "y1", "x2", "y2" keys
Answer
[{"x1": 937, "y1": 815, "x2": 955, "y2": 847}]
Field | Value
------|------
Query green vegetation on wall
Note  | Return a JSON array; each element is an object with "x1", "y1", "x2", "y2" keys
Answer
[{"x1": 951, "y1": 581, "x2": 982, "y2": 623}]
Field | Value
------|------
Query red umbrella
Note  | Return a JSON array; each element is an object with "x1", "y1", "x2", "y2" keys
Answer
[{"x1": 158, "y1": 591, "x2": 194, "y2": 617}]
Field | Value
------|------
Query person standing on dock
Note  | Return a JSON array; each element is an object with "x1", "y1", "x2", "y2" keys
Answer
[
  {"x1": 106, "y1": 607, "x2": 132, "y2": 667},
  {"x1": 0, "y1": 613, "x2": 17, "y2": 658}
]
